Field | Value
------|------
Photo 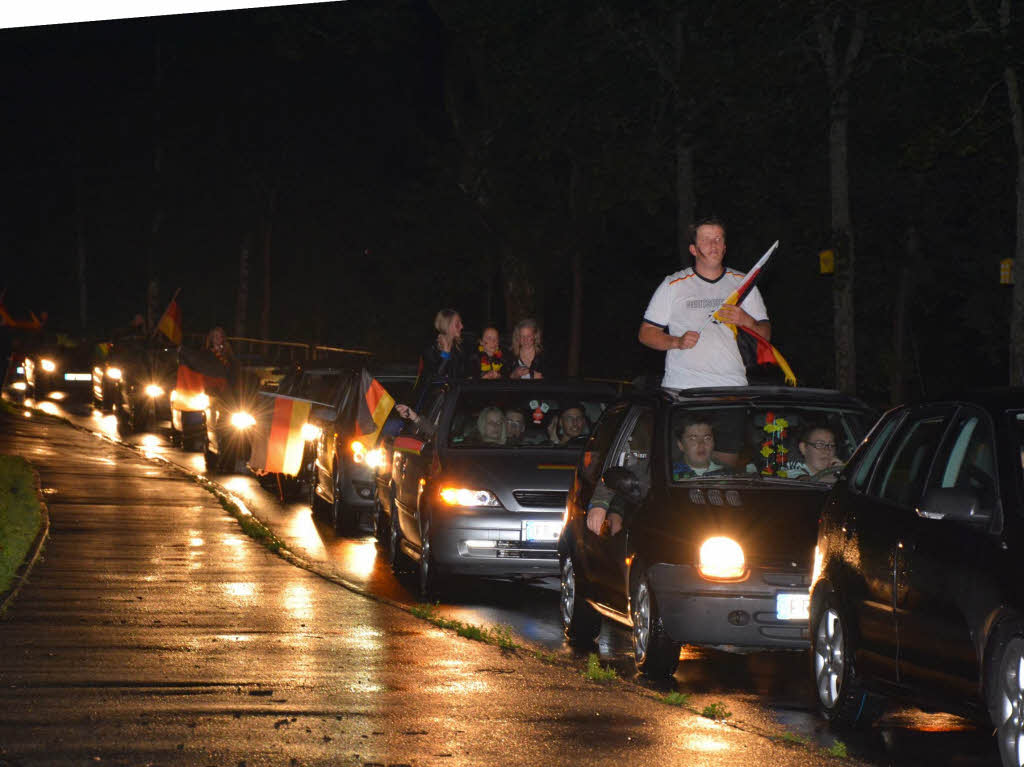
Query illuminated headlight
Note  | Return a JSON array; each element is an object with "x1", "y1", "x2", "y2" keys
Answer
[
  {"x1": 12, "y1": 381, "x2": 27, "y2": 391},
  {"x1": 106, "y1": 367, "x2": 122, "y2": 380},
  {"x1": 16, "y1": 365, "x2": 24, "y2": 375},
  {"x1": 170, "y1": 389, "x2": 177, "y2": 403},
  {"x1": 40, "y1": 358, "x2": 56, "y2": 373},
  {"x1": 301, "y1": 423, "x2": 322, "y2": 441},
  {"x1": 698, "y1": 536, "x2": 746, "y2": 580},
  {"x1": 144, "y1": 384, "x2": 164, "y2": 398},
  {"x1": 364, "y1": 447, "x2": 386, "y2": 470},
  {"x1": 231, "y1": 411, "x2": 256, "y2": 429},
  {"x1": 439, "y1": 487, "x2": 501, "y2": 507},
  {"x1": 195, "y1": 393, "x2": 210, "y2": 410},
  {"x1": 350, "y1": 439, "x2": 367, "y2": 461}
]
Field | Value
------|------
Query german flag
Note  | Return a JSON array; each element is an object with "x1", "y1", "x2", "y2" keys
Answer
[
  {"x1": 249, "y1": 395, "x2": 313, "y2": 476},
  {"x1": 356, "y1": 369, "x2": 395, "y2": 441},
  {"x1": 156, "y1": 297, "x2": 183, "y2": 346},
  {"x1": 737, "y1": 326, "x2": 797, "y2": 386},
  {"x1": 174, "y1": 363, "x2": 207, "y2": 410}
]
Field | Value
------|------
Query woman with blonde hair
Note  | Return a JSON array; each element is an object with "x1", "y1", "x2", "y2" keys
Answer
[
  {"x1": 418, "y1": 308, "x2": 466, "y2": 382},
  {"x1": 507, "y1": 318, "x2": 544, "y2": 379}
]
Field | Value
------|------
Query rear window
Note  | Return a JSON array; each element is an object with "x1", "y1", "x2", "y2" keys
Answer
[{"x1": 447, "y1": 390, "x2": 610, "y2": 449}]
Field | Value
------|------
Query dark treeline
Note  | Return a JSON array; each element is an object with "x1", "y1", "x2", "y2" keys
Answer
[{"x1": 1, "y1": 0, "x2": 1021, "y2": 407}]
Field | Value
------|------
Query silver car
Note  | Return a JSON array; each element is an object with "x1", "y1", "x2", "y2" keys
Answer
[{"x1": 388, "y1": 380, "x2": 615, "y2": 598}]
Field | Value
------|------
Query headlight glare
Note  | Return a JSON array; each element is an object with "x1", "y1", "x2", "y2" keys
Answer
[
  {"x1": 698, "y1": 536, "x2": 745, "y2": 580},
  {"x1": 439, "y1": 487, "x2": 500, "y2": 507},
  {"x1": 364, "y1": 447, "x2": 386, "y2": 470},
  {"x1": 301, "y1": 423, "x2": 322, "y2": 441},
  {"x1": 40, "y1": 358, "x2": 56, "y2": 373},
  {"x1": 350, "y1": 439, "x2": 366, "y2": 461},
  {"x1": 231, "y1": 411, "x2": 256, "y2": 429},
  {"x1": 144, "y1": 384, "x2": 164, "y2": 398},
  {"x1": 195, "y1": 393, "x2": 210, "y2": 410},
  {"x1": 106, "y1": 367, "x2": 122, "y2": 380}
]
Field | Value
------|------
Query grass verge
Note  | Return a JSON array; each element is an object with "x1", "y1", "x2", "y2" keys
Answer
[
  {"x1": 583, "y1": 653, "x2": 618, "y2": 682},
  {"x1": 411, "y1": 603, "x2": 520, "y2": 650},
  {"x1": 0, "y1": 455, "x2": 43, "y2": 594}
]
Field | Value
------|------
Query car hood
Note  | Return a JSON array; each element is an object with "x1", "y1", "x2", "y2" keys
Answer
[
  {"x1": 439, "y1": 449, "x2": 579, "y2": 512},
  {"x1": 651, "y1": 481, "x2": 828, "y2": 566}
]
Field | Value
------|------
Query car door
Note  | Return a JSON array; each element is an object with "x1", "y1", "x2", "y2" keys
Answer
[
  {"x1": 844, "y1": 405, "x2": 955, "y2": 682},
  {"x1": 392, "y1": 387, "x2": 447, "y2": 548},
  {"x1": 586, "y1": 406, "x2": 654, "y2": 612},
  {"x1": 896, "y1": 405, "x2": 997, "y2": 697}
]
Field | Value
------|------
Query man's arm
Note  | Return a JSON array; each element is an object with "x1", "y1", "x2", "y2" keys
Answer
[
  {"x1": 638, "y1": 321, "x2": 699, "y2": 351},
  {"x1": 714, "y1": 306, "x2": 771, "y2": 342}
]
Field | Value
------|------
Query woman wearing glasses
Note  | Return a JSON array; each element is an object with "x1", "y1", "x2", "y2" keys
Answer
[{"x1": 786, "y1": 424, "x2": 844, "y2": 482}]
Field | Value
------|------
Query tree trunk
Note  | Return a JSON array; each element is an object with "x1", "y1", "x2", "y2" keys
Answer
[
  {"x1": 891, "y1": 226, "x2": 919, "y2": 405},
  {"x1": 567, "y1": 162, "x2": 584, "y2": 377},
  {"x1": 501, "y1": 247, "x2": 537, "y2": 330},
  {"x1": 235, "y1": 233, "x2": 250, "y2": 338},
  {"x1": 676, "y1": 138, "x2": 695, "y2": 265},
  {"x1": 1005, "y1": 59, "x2": 1024, "y2": 382}
]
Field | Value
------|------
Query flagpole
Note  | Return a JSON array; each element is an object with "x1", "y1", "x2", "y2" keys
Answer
[{"x1": 695, "y1": 240, "x2": 779, "y2": 335}]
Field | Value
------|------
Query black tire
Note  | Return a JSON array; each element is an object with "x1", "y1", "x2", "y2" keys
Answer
[
  {"x1": 630, "y1": 568, "x2": 681, "y2": 679},
  {"x1": 811, "y1": 592, "x2": 885, "y2": 728},
  {"x1": 309, "y1": 469, "x2": 325, "y2": 517},
  {"x1": 560, "y1": 554, "x2": 601, "y2": 646},
  {"x1": 115, "y1": 404, "x2": 134, "y2": 436},
  {"x1": 330, "y1": 464, "x2": 358, "y2": 534},
  {"x1": 390, "y1": 511, "x2": 413, "y2": 574},
  {"x1": 203, "y1": 438, "x2": 219, "y2": 474},
  {"x1": 372, "y1": 493, "x2": 389, "y2": 547},
  {"x1": 417, "y1": 520, "x2": 442, "y2": 600},
  {"x1": 987, "y1": 630, "x2": 1024, "y2": 767}
]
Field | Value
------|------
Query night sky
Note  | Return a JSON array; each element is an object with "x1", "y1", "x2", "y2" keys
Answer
[{"x1": 2, "y1": 0, "x2": 1021, "y2": 405}]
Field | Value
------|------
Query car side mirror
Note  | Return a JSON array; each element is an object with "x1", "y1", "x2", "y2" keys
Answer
[
  {"x1": 602, "y1": 466, "x2": 643, "y2": 503},
  {"x1": 918, "y1": 487, "x2": 992, "y2": 526}
]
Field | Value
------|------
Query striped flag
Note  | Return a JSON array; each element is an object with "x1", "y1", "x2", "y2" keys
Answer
[
  {"x1": 156, "y1": 296, "x2": 183, "y2": 346},
  {"x1": 249, "y1": 394, "x2": 313, "y2": 476},
  {"x1": 356, "y1": 369, "x2": 395, "y2": 441}
]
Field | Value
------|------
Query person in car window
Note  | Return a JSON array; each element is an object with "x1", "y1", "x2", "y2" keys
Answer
[
  {"x1": 673, "y1": 415, "x2": 725, "y2": 480},
  {"x1": 474, "y1": 326, "x2": 504, "y2": 380},
  {"x1": 418, "y1": 309, "x2": 466, "y2": 382},
  {"x1": 505, "y1": 409, "x2": 526, "y2": 444},
  {"x1": 783, "y1": 424, "x2": 843, "y2": 481},
  {"x1": 394, "y1": 403, "x2": 436, "y2": 437},
  {"x1": 506, "y1": 318, "x2": 544, "y2": 379},
  {"x1": 548, "y1": 403, "x2": 589, "y2": 445},
  {"x1": 477, "y1": 406, "x2": 506, "y2": 444}
]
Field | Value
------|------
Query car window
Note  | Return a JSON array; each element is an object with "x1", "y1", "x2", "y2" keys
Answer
[
  {"x1": 446, "y1": 390, "x2": 611, "y2": 448},
  {"x1": 849, "y1": 410, "x2": 904, "y2": 492},
  {"x1": 871, "y1": 413, "x2": 950, "y2": 507},
  {"x1": 925, "y1": 406, "x2": 997, "y2": 512},
  {"x1": 667, "y1": 402, "x2": 871, "y2": 483},
  {"x1": 612, "y1": 407, "x2": 653, "y2": 495},
  {"x1": 579, "y1": 401, "x2": 630, "y2": 485}
]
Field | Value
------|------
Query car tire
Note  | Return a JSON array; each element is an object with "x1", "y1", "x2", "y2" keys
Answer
[
  {"x1": 417, "y1": 520, "x2": 443, "y2": 600},
  {"x1": 987, "y1": 630, "x2": 1024, "y2": 767},
  {"x1": 630, "y1": 567, "x2": 681, "y2": 679},
  {"x1": 812, "y1": 592, "x2": 884, "y2": 728},
  {"x1": 330, "y1": 464, "x2": 358, "y2": 534},
  {"x1": 560, "y1": 554, "x2": 601, "y2": 646},
  {"x1": 203, "y1": 438, "x2": 219, "y2": 474},
  {"x1": 372, "y1": 493, "x2": 389, "y2": 548},
  {"x1": 309, "y1": 470, "x2": 325, "y2": 517},
  {"x1": 390, "y1": 512, "x2": 413, "y2": 574}
]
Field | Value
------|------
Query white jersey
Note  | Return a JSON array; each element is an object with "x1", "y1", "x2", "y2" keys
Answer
[{"x1": 643, "y1": 267, "x2": 768, "y2": 390}]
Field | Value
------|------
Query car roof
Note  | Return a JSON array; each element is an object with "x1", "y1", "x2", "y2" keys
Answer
[
  {"x1": 615, "y1": 385, "x2": 873, "y2": 411},
  {"x1": 443, "y1": 378, "x2": 618, "y2": 396},
  {"x1": 902, "y1": 386, "x2": 1024, "y2": 414}
]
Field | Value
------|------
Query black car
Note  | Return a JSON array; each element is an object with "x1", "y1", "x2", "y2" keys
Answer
[
  {"x1": 203, "y1": 358, "x2": 286, "y2": 474},
  {"x1": 559, "y1": 386, "x2": 873, "y2": 679},
  {"x1": 388, "y1": 379, "x2": 615, "y2": 598},
  {"x1": 810, "y1": 389, "x2": 1024, "y2": 767},
  {"x1": 98, "y1": 341, "x2": 178, "y2": 433},
  {"x1": 23, "y1": 334, "x2": 97, "y2": 404}
]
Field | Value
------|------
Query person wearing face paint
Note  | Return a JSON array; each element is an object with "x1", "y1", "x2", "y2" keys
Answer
[
  {"x1": 638, "y1": 216, "x2": 771, "y2": 390},
  {"x1": 474, "y1": 325, "x2": 504, "y2": 380}
]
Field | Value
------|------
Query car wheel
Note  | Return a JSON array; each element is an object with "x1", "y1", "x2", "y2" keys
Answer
[
  {"x1": 812, "y1": 593, "x2": 884, "y2": 728},
  {"x1": 417, "y1": 521, "x2": 442, "y2": 600},
  {"x1": 330, "y1": 464, "x2": 357, "y2": 534},
  {"x1": 630, "y1": 569, "x2": 681, "y2": 679},
  {"x1": 309, "y1": 470, "x2": 325, "y2": 517},
  {"x1": 372, "y1": 493, "x2": 389, "y2": 547},
  {"x1": 203, "y1": 438, "x2": 219, "y2": 474},
  {"x1": 560, "y1": 554, "x2": 601, "y2": 646},
  {"x1": 988, "y1": 633, "x2": 1024, "y2": 767},
  {"x1": 390, "y1": 512, "x2": 412, "y2": 574}
]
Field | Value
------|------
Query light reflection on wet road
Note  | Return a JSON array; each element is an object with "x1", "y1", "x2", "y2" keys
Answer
[{"x1": 22, "y1": 395, "x2": 1004, "y2": 766}]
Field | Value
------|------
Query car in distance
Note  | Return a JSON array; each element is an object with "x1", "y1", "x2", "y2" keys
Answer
[
  {"x1": 559, "y1": 386, "x2": 873, "y2": 679},
  {"x1": 23, "y1": 334, "x2": 97, "y2": 404},
  {"x1": 809, "y1": 389, "x2": 1024, "y2": 767},
  {"x1": 389, "y1": 379, "x2": 615, "y2": 598}
]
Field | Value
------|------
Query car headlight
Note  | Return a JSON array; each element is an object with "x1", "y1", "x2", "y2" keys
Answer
[
  {"x1": 301, "y1": 422, "x2": 322, "y2": 441},
  {"x1": 698, "y1": 536, "x2": 746, "y2": 580},
  {"x1": 231, "y1": 411, "x2": 256, "y2": 429},
  {"x1": 12, "y1": 381, "x2": 27, "y2": 391},
  {"x1": 144, "y1": 384, "x2": 164, "y2": 398},
  {"x1": 439, "y1": 487, "x2": 501, "y2": 507},
  {"x1": 40, "y1": 358, "x2": 56, "y2": 373},
  {"x1": 106, "y1": 367, "x2": 122, "y2": 380},
  {"x1": 364, "y1": 447, "x2": 387, "y2": 470},
  {"x1": 196, "y1": 393, "x2": 210, "y2": 410},
  {"x1": 170, "y1": 389, "x2": 178, "y2": 403},
  {"x1": 350, "y1": 438, "x2": 367, "y2": 461}
]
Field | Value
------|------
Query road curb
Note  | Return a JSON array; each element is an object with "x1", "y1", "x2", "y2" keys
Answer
[{"x1": 0, "y1": 459, "x2": 50, "y2": 615}]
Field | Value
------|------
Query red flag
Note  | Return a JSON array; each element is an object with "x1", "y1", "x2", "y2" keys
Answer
[
  {"x1": 356, "y1": 369, "x2": 395, "y2": 438},
  {"x1": 737, "y1": 326, "x2": 797, "y2": 386},
  {"x1": 248, "y1": 395, "x2": 313, "y2": 476},
  {"x1": 157, "y1": 297, "x2": 183, "y2": 346}
]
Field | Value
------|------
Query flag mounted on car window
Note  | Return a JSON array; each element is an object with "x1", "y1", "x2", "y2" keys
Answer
[
  {"x1": 357, "y1": 369, "x2": 395, "y2": 440},
  {"x1": 248, "y1": 394, "x2": 313, "y2": 476},
  {"x1": 156, "y1": 295, "x2": 183, "y2": 346}
]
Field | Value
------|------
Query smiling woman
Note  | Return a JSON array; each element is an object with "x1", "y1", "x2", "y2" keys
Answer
[{"x1": 0, "y1": 454, "x2": 43, "y2": 596}]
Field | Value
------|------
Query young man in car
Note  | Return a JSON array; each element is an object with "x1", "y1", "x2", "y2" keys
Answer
[
  {"x1": 671, "y1": 416, "x2": 724, "y2": 480},
  {"x1": 638, "y1": 217, "x2": 771, "y2": 390}
]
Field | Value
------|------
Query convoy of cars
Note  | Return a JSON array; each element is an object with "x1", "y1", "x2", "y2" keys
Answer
[{"x1": 21, "y1": 334, "x2": 96, "y2": 404}]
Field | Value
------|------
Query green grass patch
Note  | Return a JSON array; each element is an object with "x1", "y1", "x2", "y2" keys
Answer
[
  {"x1": 532, "y1": 649, "x2": 559, "y2": 664},
  {"x1": 661, "y1": 691, "x2": 691, "y2": 707},
  {"x1": 826, "y1": 739, "x2": 848, "y2": 758},
  {"x1": 583, "y1": 653, "x2": 618, "y2": 682},
  {"x1": 411, "y1": 602, "x2": 520, "y2": 650},
  {"x1": 0, "y1": 455, "x2": 43, "y2": 594},
  {"x1": 701, "y1": 702, "x2": 732, "y2": 720},
  {"x1": 780, "y1": 731, "x2": 809, "y2": 746}
]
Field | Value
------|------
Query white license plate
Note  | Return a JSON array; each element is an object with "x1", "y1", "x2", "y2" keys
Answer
[
  {"x1": 522, "y1": 520, "x2": 562, "y2": 542},
  {"x1": 64, "y1": 372, "x2": 91, "y2": 381},
  {"x1": 776, "y1": 593, "x2": 810, "y2": 621}
]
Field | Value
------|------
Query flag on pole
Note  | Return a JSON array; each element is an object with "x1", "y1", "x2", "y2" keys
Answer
[
  {"x1": 156, "y1": 295, "x2": 183, "y2": 346},
  {"x1": 248, "y1": 394, "x2": 313, "y2": 476},
  {"x1": 356, "y1": 369, "x2": 395, "y2": 442},
  {"x1": 712, "y1": 240, "x2": 779, "y2": 321}
]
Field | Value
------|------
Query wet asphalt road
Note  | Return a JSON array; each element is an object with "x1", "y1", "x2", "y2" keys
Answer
[{"x1": 3, "y1": 394, "x2": 1006, "y2": 766}]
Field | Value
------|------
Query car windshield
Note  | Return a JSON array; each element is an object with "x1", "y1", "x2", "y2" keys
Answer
[
  {"x1": 669, "y1": 403, "x2": 871, "y2": 483},
  {"x1": 447, "y1": 390, "x2": 610, "y2": 449},
  {"x1": 294, "y1": 371, "x2": 347, "y2": 405}
]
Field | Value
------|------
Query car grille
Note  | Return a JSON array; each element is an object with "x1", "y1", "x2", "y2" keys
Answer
[{"x1": 512, "y1": 490, "x2": 567, "y2": 508}]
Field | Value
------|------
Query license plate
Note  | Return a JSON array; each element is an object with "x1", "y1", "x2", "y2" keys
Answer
[
  {"x1": 64, "y1": 372, "x2": 91, "y2": 381},
  {"x1": 522, "y1": 520, "x2": 562, "y2": 542},
  {"x1": 776, "y1": 593, "x2": 810, "y2": 621}
]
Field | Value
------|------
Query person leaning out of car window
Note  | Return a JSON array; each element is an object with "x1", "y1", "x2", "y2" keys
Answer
[
  {"x1": 394, "y1": 403, "x2": 435, "y2": 437},
  {"x1": 505, "y1": 318, "x2": 544, "y2": 379},
  {"x1": 782, "y1": 423, "x2": 843, "y2": 481},
  {"x1": 419, "y1": 308, "x2": 467, "y2": 382},
  {"x1": 672, "y1": 415, "x2": 725, "y2": 480}
]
